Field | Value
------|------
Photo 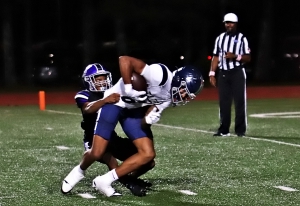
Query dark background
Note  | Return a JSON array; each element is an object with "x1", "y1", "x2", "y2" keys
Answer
[{"x1": 1, "y1": 0, "x2": 300, "y2": 90}]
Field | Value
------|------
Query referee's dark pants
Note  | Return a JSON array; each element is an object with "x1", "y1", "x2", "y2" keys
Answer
[{"x1": 217, "y1": 68, "x2": 247, "y2": 135}]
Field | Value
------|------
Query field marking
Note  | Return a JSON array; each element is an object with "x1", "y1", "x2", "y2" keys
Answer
[
  {"x1": 46, "y1": 110, "x2": 80, "y2": 115},
  {"x1": 250, "y1": 112, "x2": 300, "y2": 118},
  {"x1": 77, "y1": 193, "x2": 96, "y2": 199},
  {"x1": 156, "y1": 124, "x2": 212, "y2": 134},
  {"x1": 0, "y1": 196, "x2": 16, "y2": 199},
  {"x1": 45, "y1": 109, "x2": 300, "y2": 148},
  {"x1": 56, "y1": 146, "x2": 70, "y2": 150},
  {"x1": 179, "y1": 190, "x2": 197, "y2": 195},
  {"x1": 274, "y1": 186, "x2": 298, "y2": 192},
  {"x1": 155, "y1": 124, "x2": 300, "y2": 148}
]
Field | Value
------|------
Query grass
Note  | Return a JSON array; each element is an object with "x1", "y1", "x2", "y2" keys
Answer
[{"x1": 1, "y1": 98, "x2": 300, "y2": 205}]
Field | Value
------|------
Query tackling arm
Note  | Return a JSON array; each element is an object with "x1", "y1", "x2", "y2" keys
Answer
[{"x1": 82, "y1": 93, "x2": 120, "y2": 114}]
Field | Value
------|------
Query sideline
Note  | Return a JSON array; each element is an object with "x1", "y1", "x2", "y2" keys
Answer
[
  {"x1": 250, "y1": 112, "x2": 300, "y2": 118},
  {"x1": 46, "y1": 109, "x2": 300, "y2": 148}
]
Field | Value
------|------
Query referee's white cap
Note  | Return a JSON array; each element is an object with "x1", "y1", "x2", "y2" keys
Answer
[{"x1": 223, "y1": 13, "x2": 238, "y2": 22}]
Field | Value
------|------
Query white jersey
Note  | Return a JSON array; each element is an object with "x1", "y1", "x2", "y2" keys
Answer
[{"x1": 103, "y1": 63, "x2": 173, "y2": 113}]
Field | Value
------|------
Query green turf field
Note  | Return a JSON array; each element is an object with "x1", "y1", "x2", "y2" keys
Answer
[{"x1": 1, "y1": 98, "x2": 300, "y2": 206}]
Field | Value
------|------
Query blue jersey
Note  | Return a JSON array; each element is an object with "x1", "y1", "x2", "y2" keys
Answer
[{"x1": 74, "y1": 90, "x2": 104, "y2": 142}]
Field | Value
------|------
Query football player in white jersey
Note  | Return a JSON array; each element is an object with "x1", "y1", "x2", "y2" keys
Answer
[
  {"x1": 61, "y1": 56, "x2": 204, "y2": 197},
  {"x1": 72, "y1": 63, "x2": 154, "y2": 196}
]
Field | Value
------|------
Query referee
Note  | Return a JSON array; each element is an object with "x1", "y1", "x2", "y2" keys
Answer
[{"x1": 209, "y1": 13, "x2": 251, "y2": 137}]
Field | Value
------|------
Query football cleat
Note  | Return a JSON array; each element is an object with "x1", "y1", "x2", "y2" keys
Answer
[
  {"x1": 92, "y1": 176, "x2": 122, "y2": 197},
  {"x1": 118, "y1": 176, "x2": 150, "y2": 196},
  {"x1": 61, "y1": 165, "x2": 85, "y2": 194},
  {"x1": 133, "y1": 178, "x2": 152, "y2": 188},
  {"x1": 126, "y1": 182, "x2": 146, "y2": 197}
]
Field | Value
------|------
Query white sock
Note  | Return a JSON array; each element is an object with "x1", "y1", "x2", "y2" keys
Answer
[
  {"x1": 111, "y1": 169, "x2": 119, "y2": 180},
  {"x1": 77, "y1": 165, "x2": 85, "y2": 174},
  {"x1": 102, "y1": 169, "x2": 119, "y2": 185}
]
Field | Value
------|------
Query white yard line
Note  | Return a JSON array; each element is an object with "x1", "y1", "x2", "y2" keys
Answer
[
  {"x1": 77, "y1": 193, "x2": 97, "y2": 199},
  {"x1": 46, "y1": 110, "x2": 80, "y2": 115},
  {"x1": 0, "y1": 196, "x2": 16, "y2": 199},
  {"x1": 250, "y1": 112, "x2": 300, "y2": 118},
  {"x1": 274, "y1": 186, "x2": 299, "y2": 192},
  {"x1": 179, "y1": 190, "x2": 197, "y2": 195},
  {"x1": 155, "y1": 124, "x2": 213, "y2": 134},
  {"x1": 45, "y1": 109, "x2": 300, "y2": 148},
  {"x1": 56, "y1": 146, "x2": 71, "y2": 150}
]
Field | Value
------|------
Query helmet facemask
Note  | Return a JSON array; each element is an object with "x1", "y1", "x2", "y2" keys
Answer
[
  {"x1": 171, "y1": 65, "x2": 204, "y2": 106},
  {"x1": 84, "y1": 72, "x2": 112, "y2": 92},
  {"x1": 171, "y1": 81, "x2": 196, "y2": 106}
]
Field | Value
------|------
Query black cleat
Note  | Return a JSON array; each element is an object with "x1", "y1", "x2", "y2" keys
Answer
[
  {"x1": 126, "y1": 183, "x2": 147, "y2": 197},
  {"x1": 133, "y1": 178, "x2": 152, "y2": 188},
  {"x1": 236, "y1": 133, "x2": 245, "y2": 137}
]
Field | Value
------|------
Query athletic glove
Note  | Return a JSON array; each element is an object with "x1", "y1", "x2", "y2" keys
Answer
[
  {"x1": 124, "y1": 84, "x2": 147, "y2": 101},
  {"x1": 145, "y1": 108, "x2": 161, "y2": 124}
]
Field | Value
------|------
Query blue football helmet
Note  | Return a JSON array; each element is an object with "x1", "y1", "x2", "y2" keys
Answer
[
  {"x1": 82, "y1": 63, "x2": 112, "y2": 92},
  {"x1": 171, "y1": 66, "x2": 204, "y2": 105}
]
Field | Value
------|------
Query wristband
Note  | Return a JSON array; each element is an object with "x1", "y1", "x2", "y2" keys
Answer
[
  {"x1": 236, "y1": 55, "x2": 242, "y2": 61},
  {"x1": 209, "y1": 71, "x2": 215, "y2": 77}
]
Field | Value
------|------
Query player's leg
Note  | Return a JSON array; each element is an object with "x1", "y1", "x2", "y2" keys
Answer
[
  {"x1": 116, "y1": 107, "x2": 155, "y2": 177},
  {"x1": 93, "y1": 107, "x2": 154, "y2": 196},
  {"x1": 129, "y1": 160, "x2": 155, "y2": 182},
  {"x1": 115, "y1": 137, "x2": 155, "y2": 178},
  {"x1": 61, "y1": 104, "x2": 122, "y2": 194},
  {"x1": 83, "y1": 104, "x2": 122, "y2": 168},
  {"x1": 84, "y1": 140, "x2": 119, "y2": 171},
  {"x1": 109, "y1": 133, "x2": 155, "y2": 179},
  {"x1": 108, "y1": 133, "x2": 154, "y2": 196},
  {"x1": 93, "y1": 138, "x2": 154, "y2": 197}
]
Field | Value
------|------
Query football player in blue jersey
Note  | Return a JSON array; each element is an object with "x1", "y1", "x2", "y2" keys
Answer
[
  {"x1": 64, "y1": 63, "x2": 154, "y2": 196},
  {"x1": 62, "y1": 57, "x2": 204, "y2": 197}
]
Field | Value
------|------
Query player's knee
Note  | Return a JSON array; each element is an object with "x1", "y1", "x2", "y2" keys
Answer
[
  {"x1": 140, "y1": 149, "x2": 156, "y2": 162},
  {"x1": 89, "y1": 148, "x2": 104, "y2": 160}
]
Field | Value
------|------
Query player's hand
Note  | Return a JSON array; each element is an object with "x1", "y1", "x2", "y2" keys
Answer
[
  {"x1": 145, "y1": 108, "x2": 161, "y2": 124},
  {"x1": 124, "y1": 84, "x2": 147, "y2": 101},
  {"x1": 104, "y1": 93, "x2": 120, "y2": 103},
  {"x1": 209, "y1": 76, "x2": 217, "y2": 87},
  {"x1": 224, "y1": 52, "x2": 236, "y2": 59}
]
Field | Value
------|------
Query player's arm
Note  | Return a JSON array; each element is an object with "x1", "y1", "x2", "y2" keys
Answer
[
  {"x1": 82, "y1": 93, "x2": 120, "y2": 114},
  {"x1": 119, "y1": 56, "x2": 147, "y2": 100},
  {"x1": 119, "y1": 56, "x2": 146, "y2": 84}
]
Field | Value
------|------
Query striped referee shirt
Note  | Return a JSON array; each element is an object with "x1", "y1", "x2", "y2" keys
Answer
[{"x1": 213, "y1": 32, "x2": 250, "y2": 70}]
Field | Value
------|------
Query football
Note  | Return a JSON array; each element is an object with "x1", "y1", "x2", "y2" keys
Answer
[{"x1": 131, "y1": 72, "x2": 147, "y2": 91}]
